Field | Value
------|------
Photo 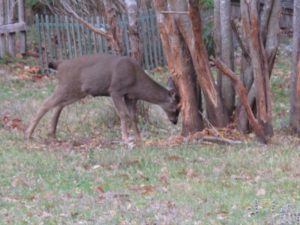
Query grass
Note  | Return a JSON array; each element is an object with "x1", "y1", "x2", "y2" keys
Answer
[{"x1": 0, "y1": 54, "x2": 300, "y2": 224}]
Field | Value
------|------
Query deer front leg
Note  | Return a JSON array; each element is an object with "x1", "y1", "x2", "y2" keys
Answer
[
  {"x1": 111, "y1": 93, "x2": 130, "y2": 143},
  {"x1": 125, "y1": 98, "x2": 141, "y2": 143}
]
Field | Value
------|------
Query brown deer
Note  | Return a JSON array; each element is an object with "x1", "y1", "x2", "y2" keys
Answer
[{"x1": 25, "y1": 54, "x2": 180, "y2": 143}]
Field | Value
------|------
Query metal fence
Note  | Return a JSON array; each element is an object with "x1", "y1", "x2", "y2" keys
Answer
[{"x1": 35, "y1": 11, "x2": 165, "y2": 71}]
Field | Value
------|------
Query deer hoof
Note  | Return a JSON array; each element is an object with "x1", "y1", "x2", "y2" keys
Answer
[
  {"x1": 24, "y1": 130, "x2": 32, "y2": 141},
  {"x1": 127, "y1": 140, "x2": 136, "y2": 150}
]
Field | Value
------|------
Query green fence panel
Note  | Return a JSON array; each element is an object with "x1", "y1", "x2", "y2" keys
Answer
[{"x1": 35, "y1": 11, "x2": 165, "y2": 71}]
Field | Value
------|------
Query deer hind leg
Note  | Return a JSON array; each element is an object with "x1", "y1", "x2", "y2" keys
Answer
[
  {"x1": 125, "y1": 98, "x2": 141, "y2": 143},
  {"x1": 25, "y1": 86, "x2": 81, "y2": 140},
  {"x1": 47, "y1": 105, "x2": 64, "y2": 139},
  {"x1": 111, "y1": 93, "x2": 130, "y2": 143},
  {"x1": 25, "y1": 93, "x2": 61, "y2": 140},
  {"x1": 47, "y1": 96, "x2": 84, "y2": 139}
]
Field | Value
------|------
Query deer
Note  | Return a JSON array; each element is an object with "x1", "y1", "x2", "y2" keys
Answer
[{"x1": 25, "y1": 54, "x2": 180, "y2": 144}]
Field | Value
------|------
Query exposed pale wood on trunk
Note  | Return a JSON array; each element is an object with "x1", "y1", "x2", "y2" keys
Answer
[
  {"x1": 154, "y1": 0, "x2": 203, "y2": 135},
  {"x1": 187, "y1": 0, "x2": 227, "y2": 126},
  {"x1": 123, "y1": 0, "x2": 142, "y2": 63},
  {"x1": 103, "y1": 0, "x2": 124, "y2": 55}
]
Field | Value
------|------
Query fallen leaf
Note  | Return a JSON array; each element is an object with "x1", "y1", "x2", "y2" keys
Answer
[
  {"x1": 166, "y1": 155, "x2": 181, "y2": 161},
  {"x1": 31, "y1": 74, "x2": 43, "y2": 82},
  {"x1": 159, "y1": 175, "x2": 169, "y2": 186},
  {"x1": 27, "y1": 66, "x2": 40, "y2": 74},
  {"x1": 1, "y1": 115, "x2": 25, "y2": 131},
  {"x1": 95, "y1": 186, "x2": 105, "y2": 193},
  {"x1": 142, "y1": 185, "x2": 155, "y2": 195},
  {"x1": 129, "y1": 185, "x2": 155, "y2": 195}
]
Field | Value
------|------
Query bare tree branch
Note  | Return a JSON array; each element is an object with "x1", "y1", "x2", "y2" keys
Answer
[
  {"x1": 59, "y1": 0, "x2": 111, "y2": 39},
  {"x1": 231, "y1": 19, "x2": 249, "y2": 59},
  {"x1": 213, "y1": 57, "x2": 269, "y2": 144}
]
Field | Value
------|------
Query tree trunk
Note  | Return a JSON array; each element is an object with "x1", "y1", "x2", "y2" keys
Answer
[
  {"x1": 123, "y1": 0, "x2": 142, "y2": 63},
  {"x1": 103, "y1": 0, "x2": 124, "y2": 55},
  {"x1": 219, "y1": 0, "x2": 235, "y2": 119},
  {"x1": 237, "y1": 0, "x2": 281, "y2": 133},
  {"x1": 153, "y1": 0, "x2": 203, "y2": 136},
  {"x1": 213, "y1": 0, "x2": 222, "y2": 95},
  {"x1": 237, "y1": 0, "x2": 279, "y2": 134},
  {"x1": 187, "y1": 0, "x2": 227, "y2": 126},
  {"x1": 289, "y1": 0, "x2": 300, "y2": 132},
  {"x1": 240, "y1": 0, "x2": 273, "y2": 138}
]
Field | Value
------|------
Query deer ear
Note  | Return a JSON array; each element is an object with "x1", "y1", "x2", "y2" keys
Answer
[
  {"x1": 167, "y1": 77, "x2": 176, "y2": 91},
  {"x1": 168, "y1": 89, "x2": 178, "y2": 102}
]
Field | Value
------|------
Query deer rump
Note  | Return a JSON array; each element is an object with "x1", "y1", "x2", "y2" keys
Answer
[{"x1": 25, "y1": 54, "x2": 180, "y2": 143}]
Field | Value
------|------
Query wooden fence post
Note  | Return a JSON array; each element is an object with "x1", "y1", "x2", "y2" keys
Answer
[
  {"x1": 0, "y1": 0, "x2": 26, "y2": 57},
  {"x1": 7, "y1": 0, "x2": 16, "y2": 55},
  {"x1": 35, "y1": 15, "x2": 43, "y2": 67},
  {"x1": 0, "y1": 0, "x2": 5, "y2": 57},
  {"x1": 18, "y1": 0, "x2": 26, "y2": 54}
]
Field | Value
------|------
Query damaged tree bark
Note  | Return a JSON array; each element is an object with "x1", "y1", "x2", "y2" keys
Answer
[
  {"x1": 103, "y1": 0, "x2": 124, "y2": 55},
  {"x1": 186, "y1": 0, "x2": 227, "y2": 126},
  {"x1": 123, "y1": 0, "x2": 142, "y2": 62},
  {"x1": 154, "y1": 0, "x2": 229, "y2": 135},
  {"x1": 154, "y1": 0, "x2": 203, "y2": 135}
]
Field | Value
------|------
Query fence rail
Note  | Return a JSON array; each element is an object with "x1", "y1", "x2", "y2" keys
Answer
[
  {"x1": 35, "y1": 11, "x2": 165, "y2": 71},
  {"x1": 0, "y1": 0, "x2": 26, "y2": 57}
]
